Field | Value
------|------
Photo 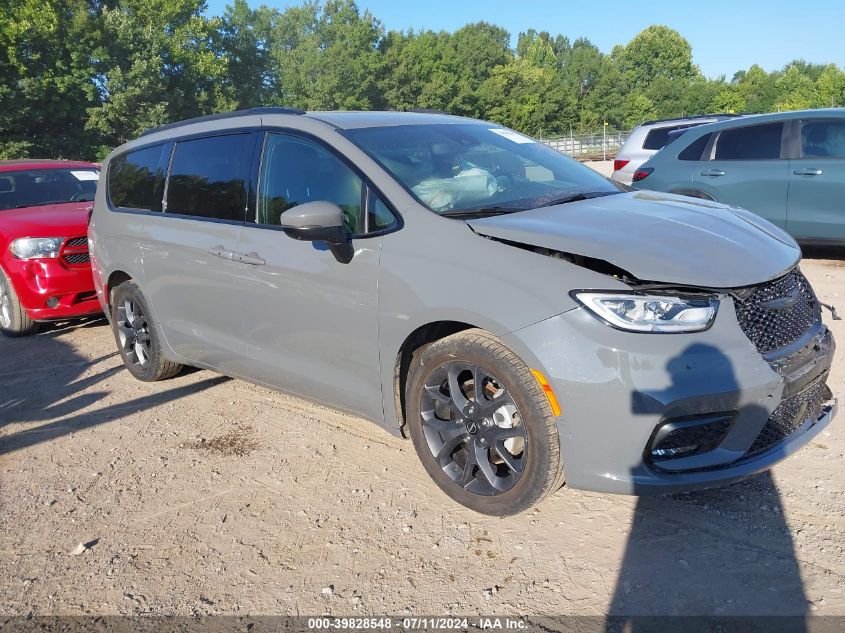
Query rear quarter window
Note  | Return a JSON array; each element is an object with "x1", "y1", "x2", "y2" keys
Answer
[
  {"x1": 108, "y1": 144, "x2": 168, "y2": 210},
  {"x1": 642, "y1": 124, "x2": 699, "y2": 151},
  {"x1": 678, "y1": 133, "x2": 713, "y2": 161}
]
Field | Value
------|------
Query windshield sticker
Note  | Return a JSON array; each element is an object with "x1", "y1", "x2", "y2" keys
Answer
[
  {"x1": 488, "y1": 128, "x2": 536, "y2": 144},
  {"x1": 70, "y1": 170, "x2": 99, "y2": 181}
]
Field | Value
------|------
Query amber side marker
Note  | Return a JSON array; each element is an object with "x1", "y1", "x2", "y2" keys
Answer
[{"x1": 531, "y1": 369, "x2": 562, "y2": 417}]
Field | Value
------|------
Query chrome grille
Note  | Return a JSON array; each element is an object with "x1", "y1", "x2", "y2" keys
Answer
[{"x1": 734, "y1": 269, "x2": 819, "y2": 355}]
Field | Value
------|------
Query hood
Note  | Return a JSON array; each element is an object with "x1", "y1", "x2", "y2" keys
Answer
[
  {"x1": 0, "y1": 202, "x2": 92, "y2": 239},
  {"x1": 466, "y1": 191, "x2": 800, "y2": 288}
]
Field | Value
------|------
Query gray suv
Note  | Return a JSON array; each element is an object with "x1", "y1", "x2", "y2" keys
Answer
[{"x1": 89, "y1": 108, "x2": 836, "y2": 515}]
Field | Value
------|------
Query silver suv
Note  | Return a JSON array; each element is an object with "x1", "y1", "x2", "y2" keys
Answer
[
  {"x1": 612, "y1": 114, "x2": 743, "y2": 185},
  {"x1": 90, "y1": 108, "x2": 836, "y2": 515}
]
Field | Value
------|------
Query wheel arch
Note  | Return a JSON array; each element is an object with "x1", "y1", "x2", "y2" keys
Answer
[
  {"x1": 105, "y1": 270, "x2": 133, "y2": 308},
  {"x1": 670, "y1": 188, "x2": 717, "y2": 201},
  {"x1": 393, "y1": 320, "x2": 479, "y2": 437}
]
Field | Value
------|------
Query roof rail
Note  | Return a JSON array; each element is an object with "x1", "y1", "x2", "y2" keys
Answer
[
  {"x1": 406, "y1": 108, "x2": 448, "y2": 114},
  {"x1": 139, "y1": 106, "x2": 306, "y2": 137},
  {"x1": 640, "y1": 113, "x2": 744, "y2": 126}
]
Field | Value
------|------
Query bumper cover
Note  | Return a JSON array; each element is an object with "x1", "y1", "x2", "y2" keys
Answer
[
  {"x1": 503, "y1": 299, "x2": 836, "y2": 495},
  {"x1": 3, "y1": 258, "x2": 100, "y2": 321}
]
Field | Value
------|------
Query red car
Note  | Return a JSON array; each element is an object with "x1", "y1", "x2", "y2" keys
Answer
[{"x1": 0, "y1": 159, "x2": 102, "y2": 336}]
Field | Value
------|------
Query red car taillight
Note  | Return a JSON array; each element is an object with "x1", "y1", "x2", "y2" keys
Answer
[
  {"x1": 613, "y1": 159, "x2": 629, "y2": 172},
  {"x1": 632, "y1": 167, "x2": 654, "y2": 183}
]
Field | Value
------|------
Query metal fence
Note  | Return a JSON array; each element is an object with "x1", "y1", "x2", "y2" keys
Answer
[{"x1": 538, "y1": 130, "x2": 631, "y2": 160}]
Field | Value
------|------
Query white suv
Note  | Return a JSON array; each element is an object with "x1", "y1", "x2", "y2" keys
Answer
[{"x1": 611, "y1": 114, "x2": 742, "y2": 185}]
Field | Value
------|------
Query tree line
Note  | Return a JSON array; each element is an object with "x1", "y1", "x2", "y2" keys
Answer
[{"x1": 3, "y1": 0, "x2": 845, "y2": 161}]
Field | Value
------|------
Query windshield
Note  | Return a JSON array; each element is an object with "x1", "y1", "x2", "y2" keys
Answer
[
  {"x1": 343, "y1": 123, "x2": 621, "y2": 215},
  {"x1": 0, "y1": 168, "x2": 100, "y2": 211}
]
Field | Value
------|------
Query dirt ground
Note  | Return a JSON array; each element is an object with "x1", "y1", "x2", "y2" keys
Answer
[{"x1": 1, "y1": 256, "x2": 844, "y2": 620}]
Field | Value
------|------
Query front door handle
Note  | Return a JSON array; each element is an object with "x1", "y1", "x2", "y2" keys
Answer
[
  {"x1": 232, "y1": 251, "x2": 265, "y2": 266},
  {"x1": 700, "y1": 169, "x2": 725, "y2": 177},
  {"x1": 793, "y1": 168, "x2": 823, "y2": 176},
  {"x1": 208, "y1": 246, "x2": 234, "y2": 260}
]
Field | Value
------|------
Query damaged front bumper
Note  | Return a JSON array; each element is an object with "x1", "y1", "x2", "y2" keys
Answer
[{"x1": 502, "y1": 297, "x2": 836, "y2": 495}]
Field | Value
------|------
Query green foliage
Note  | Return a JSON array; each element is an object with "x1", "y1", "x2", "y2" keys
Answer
[
  {"x1": 2, "y1": 2, "x2": 844, "y2": 160},
  {"x1": 711, "y1": 87, "x2": 746, "y2": 114}
]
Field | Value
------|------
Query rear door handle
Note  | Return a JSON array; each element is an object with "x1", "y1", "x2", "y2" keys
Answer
[
  {"x1": 700, "y1": 169, "x2": 725, "y2": 177},
  {"x1": 232, "y1": 251, "x2": 265, "y2": 266},
  {"x1": 208, "y1": 246, "x2": 234, "y2": 260},
  {"x1": 793, "y1": 168, "x2": 823, "y2": 176}
]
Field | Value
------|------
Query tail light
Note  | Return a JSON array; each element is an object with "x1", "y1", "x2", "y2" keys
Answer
[
  {"x1": 632, "y1": 168, "x2": 654, "y2": 183},
  {"x1": 613, "y1": 159, "x2": 629, "y2": 172}
]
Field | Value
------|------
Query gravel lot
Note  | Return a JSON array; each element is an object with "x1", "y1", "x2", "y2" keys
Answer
[{"x1": 1, "y1": 255, "x2": 844, "y2": 619}]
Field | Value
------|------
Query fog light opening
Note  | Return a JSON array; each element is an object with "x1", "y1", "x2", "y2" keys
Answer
[
  {"x1": 648, "y1": 415, "x2": 735, "y2": 463},
  {"x1": 46, "y1": 296, "x2": 60, "y2": 308},
  {"x1": 651, "y1": 444, "x2": 699, "y2": 458}
]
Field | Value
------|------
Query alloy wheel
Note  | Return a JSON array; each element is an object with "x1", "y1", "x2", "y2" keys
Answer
[
  {"x1": 419, "y1": 361, "x2": 527, "y2": 496},
  {"x1": 116, "y1": 297, "x2": 151, "y2": 367},
  {"x1": 0, "y1": 274, "x2": 11, "y2": 329}
]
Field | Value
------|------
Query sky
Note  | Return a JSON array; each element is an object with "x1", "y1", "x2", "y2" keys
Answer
[{"x1": 204, "y1": 0, "x2": 845, "y2": 79}]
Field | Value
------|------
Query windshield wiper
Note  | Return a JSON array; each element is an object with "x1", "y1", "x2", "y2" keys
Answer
[
  {"x1": 14, "y1": 200, "x2": 66, "y2": 209},
  {"x1": 440, "y1": 206, "x2": 527, "y2": 218},
  {"x1": 535, "y1": 190, "x2": 619, "y2": 209}
]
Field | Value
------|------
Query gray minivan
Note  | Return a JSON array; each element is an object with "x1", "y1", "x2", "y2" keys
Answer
[{"x1": 90, "y1": 108, "x2": 836, "y2": 515}]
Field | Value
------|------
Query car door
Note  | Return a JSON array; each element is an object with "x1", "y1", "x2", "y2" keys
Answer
[
  {"x1": 143, "y1": 132, "x2": 258, "y2": 370},
  {"x1": 692, "y1": 121, "x2": 790, "y2": 228},
  {"x1": 787, "y1": 118, "x2": 845, "y2": 242},
  {"x1": 234, "y1": 131, "x2": 396, "y2": 420}
]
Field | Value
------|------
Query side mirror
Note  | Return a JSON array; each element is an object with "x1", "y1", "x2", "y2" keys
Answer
[{"x1": 279, "y1": 201, "x2": 353, "y2": 264}]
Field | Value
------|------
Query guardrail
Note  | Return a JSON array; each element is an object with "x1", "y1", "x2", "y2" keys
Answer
[{"x1": 538, "y1": 131, "x2": 631, "y2": 160}]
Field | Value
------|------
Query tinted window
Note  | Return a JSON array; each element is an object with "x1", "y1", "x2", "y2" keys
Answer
[
  {"x1": 714, "y1": 123, "x2": 784, "y2": 160},
  {"x1": 642, "y1": 124, "x2": 705, "y2": 150},
  {"x1": 258, "y1": 133, "x2": 364, "y2": 233},
  {"x1": 678, "y1": 133, "x2": 713, "y2": 161},
  {"x1": 801, "y1": 120, "x2": 845, "y2": 158},
  {"x1": 0, "y1": 168, "x2": 99, "y2": 211},
  {"x1": 166, "y1": 135, "x2": 252, "y2": 221},
  {"x1": 109, "y1": 145, "x2": 166, "y2": 210}
]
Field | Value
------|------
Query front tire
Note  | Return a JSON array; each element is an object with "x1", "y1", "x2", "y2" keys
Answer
[
  {"x1": 406, "y1": 329, "x2": 564, "y2": 516},
  {"x1": 110, "y1": 281, "x2": 182, "y2": 381},
  {"x1": 0, "y1": 268, "x2": 38, "y2": 337}
]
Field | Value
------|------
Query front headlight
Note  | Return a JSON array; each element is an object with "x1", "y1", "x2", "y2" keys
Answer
[
  {"x1": 9, "y1": 237, "x2": 64, "y2": 260},
  {"x1": 574, "y1": 292, "x2": 718, "y2": 333}
]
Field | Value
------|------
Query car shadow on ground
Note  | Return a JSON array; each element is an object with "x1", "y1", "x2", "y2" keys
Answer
[
  {"x1": 606, "y1": 344, "x2": 808, "y2": 629},
  {"x1": 0, "y1": 323, "x2": 226, "y2": 456}
]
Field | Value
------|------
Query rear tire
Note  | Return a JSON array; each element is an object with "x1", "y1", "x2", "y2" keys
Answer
[
  {"x1": 0, "y1": 268, "x2": 38, "y2": 337},
  {"x1": 406, "y1": 328, "x2": 565, "y2": 516},
  {"x1": 110, "y1": 281, "x2": 182, "y2": 381}
]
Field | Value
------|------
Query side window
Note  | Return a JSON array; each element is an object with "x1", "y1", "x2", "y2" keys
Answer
[
  {"x1": 108, "y1": 144, "x2": 167, "y2": 210},
  {"x1": 165, "y1": 134, "x2": 252, "y2": 221},
  {"x1": 714, "y1": 123, "x2": 784, "y2": 160},
  {"x1": 643, "y1": 124, "x2": 697, "y2": 151},
  {"x1": 801, "y1": 120, "x2": 845, "y2": 158},
  {"x1": 258, "y1": 133, "x2": 364, "y2": 234},
  {"x1": 678, "y1": 133, "x2": 713, "y2": 161},
  {"x1": 366, "y1": 188, "x2": 398, "y2": 232}
]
